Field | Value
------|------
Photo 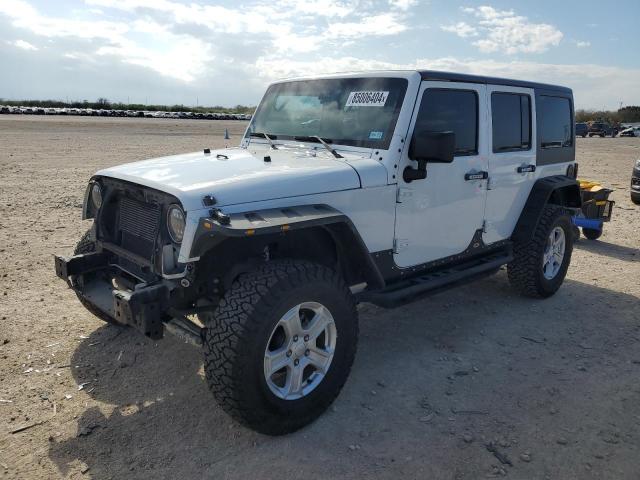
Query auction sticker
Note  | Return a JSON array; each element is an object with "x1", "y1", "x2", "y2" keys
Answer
[{"x1": 345, "y1": 91, "x2": 389, "y2": 107}]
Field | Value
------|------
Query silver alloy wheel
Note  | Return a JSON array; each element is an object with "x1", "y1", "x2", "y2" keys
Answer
[
  {"x1": 542, "y1": 226, "x2": 566, "y2": 280},
  {"x1": 264, "y1": 301, "x2": 337, "y2": 400}
]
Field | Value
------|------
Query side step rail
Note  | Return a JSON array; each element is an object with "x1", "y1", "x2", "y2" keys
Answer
[
  {"x1": 164, "y1": 315, "x2": 204, "y2": 347},
  {"x1": 359, "y1": 250, "x2": 512, "y2": 308}
]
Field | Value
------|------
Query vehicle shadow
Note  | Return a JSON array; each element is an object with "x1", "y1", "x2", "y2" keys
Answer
[
  {"x1": 48, "y1": 272, "x2": 640, "y2": 480},
  {"x1": 574, "y1": 239, "x2": 640, "y2": 262}
]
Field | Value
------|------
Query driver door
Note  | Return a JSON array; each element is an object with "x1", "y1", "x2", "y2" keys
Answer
[{"x1": 393, "y1": 81, "x2": 489, "y2": 268}]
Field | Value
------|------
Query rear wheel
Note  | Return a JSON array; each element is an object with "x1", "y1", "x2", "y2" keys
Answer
[
  {"x1": 632, "y1": 192, "x2": 640, "y2": 205},
  {"x1": 508, "y1": 206, "x2": 574, "y2": 298},
  {"x1": 201, "y1": 260, "x2": 358, "y2": 435}
]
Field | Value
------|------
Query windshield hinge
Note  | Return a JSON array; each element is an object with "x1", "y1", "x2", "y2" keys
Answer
[
  {"x1": 393, "y1": 238, "x2": 409, "y2": 253},
  {"x1": 396, "y1": 188, "x2": 412, "y2": 203}
]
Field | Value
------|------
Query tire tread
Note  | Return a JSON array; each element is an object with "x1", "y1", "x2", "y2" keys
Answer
[{"x1": 201, "y1": 259, "x2": 358, "y2": 434}]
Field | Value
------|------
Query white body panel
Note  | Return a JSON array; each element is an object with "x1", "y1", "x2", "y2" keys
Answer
[
  {"x1": 393, "y1": 81, "x2": 489, "y2": 267},
  {"x1": 97, "y1": 147, "x2": 364, "y2": 211},
  {"x1": 483, "y1": 85, "x2": 537, "y2": 244},
  {"x1": 179, "y1": 185, "x2": 396, "y2": 263}
]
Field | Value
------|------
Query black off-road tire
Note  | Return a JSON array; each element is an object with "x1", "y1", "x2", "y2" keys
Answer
[
  {"x1": 582, "y1": 227, "x2": 602, "y2": 240},
  {"x1": 508, "y1": 206, "x2": 574, "y2": 298},
  {"x1": 631, "y1": 192, "x2": 640, "y2": 206},
  {"x1": 201, "y1": 260, "x2": 358, "y2": 435},
  {"x1": 72, "y1": 230, "x2": 121, "y2": 325}
]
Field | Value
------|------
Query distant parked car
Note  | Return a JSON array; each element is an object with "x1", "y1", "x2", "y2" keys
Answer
[
  {"x1": 619, "y1": 126, "x2": 640, "y2": 137},
  {"x1": 632, "y1": 159, "x2": 640, "y2": 205},
  {"x1": 575, "y1": 123, "x2": 588, "y2": 137},
  {"x1": 588, "y1": 122, "x2": 616, "y2": 137}
]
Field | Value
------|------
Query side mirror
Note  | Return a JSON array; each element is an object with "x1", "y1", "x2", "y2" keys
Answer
[
  {"x1": 404, "y1": 130, "x2": 456, "y2": 183},
  {"x1": 410, "y1": 130, "x2": 455, "y2": 163}
]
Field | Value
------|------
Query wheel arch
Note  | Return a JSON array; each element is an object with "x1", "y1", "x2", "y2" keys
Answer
[
  {"x1": 190, "y1": 204, "x2": 385, "y2": 292},
  {"x1": 511, "y1": 175, "x2": 581, "y2": 243}
]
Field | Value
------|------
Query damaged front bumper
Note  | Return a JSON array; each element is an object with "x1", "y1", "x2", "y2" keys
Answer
[{"x1": 54, "y1": 252, "x2": 172, "y2": 340}]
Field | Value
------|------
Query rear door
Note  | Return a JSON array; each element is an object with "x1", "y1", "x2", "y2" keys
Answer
[
  {"x1": 483, "y1": 85, "x2": 537, "y2": 244},
  {"x1": 393, "y1": 81, "x2": 489, "y2": 268}
]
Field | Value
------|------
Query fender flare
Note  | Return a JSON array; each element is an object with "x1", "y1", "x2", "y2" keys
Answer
[
  {"x1": 189, "y1": 204, "x2": 385, "y2": 289},
  {"x1": 512, "y1": 175, "x2": 581, "y2": 243}
]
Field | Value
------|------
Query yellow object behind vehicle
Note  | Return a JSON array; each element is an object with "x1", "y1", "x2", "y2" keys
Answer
[{"x1": 578, "y1": 180, "x2": 604, "y2": 192}]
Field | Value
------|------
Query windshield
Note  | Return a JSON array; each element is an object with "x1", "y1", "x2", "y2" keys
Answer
[{"x1": 248, "y1": 77, "x2": 408, "y2": 150}]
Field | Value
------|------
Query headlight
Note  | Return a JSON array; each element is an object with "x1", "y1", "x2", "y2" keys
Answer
[
  {"x1": 167, "y1": 205, "x2": 185, "y2": 243},
  {"x1": 91, "y1": 183, "x2": 103, "y2": 209},
  {"x1": 635, "y1": 159, "x2": 640, "y2": 169}
]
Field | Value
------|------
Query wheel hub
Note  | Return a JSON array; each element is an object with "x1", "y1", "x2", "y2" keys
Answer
[
  {"x1": 264, "y1": 301, "x2": 337, "y2": 400},
  {"x1": 542, "y1": 226, "x2": 566, "y2": 280}
]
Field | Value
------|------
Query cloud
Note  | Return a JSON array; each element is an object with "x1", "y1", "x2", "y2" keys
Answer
[
  {"x1": 254, "y1": 55, "x2": 640, "y2": 110},
  {"x1": 388, "y1": 0, "x2": 418, "y2": 11},
  {"x1": 0, "y1": 0, "x2": 636, "y2": 111},
  {"x1": 575, "y1": 40, "x2": 590, "y2": 48},
  {"x1": 441, "y1": 22, "x2": 478, "y2": 38},
  {"x1": 444, "y1": 5, "x2": 563, "y2": 54},
  {"x1": 327, "y1": 13, "x2": 408, "y2": 38},
  {"x1": 0, "y1": 0, "x2": 212, "y2": 81},
  {"x1": 9, "y1": 39, "x2": 38, "y2": 50}
]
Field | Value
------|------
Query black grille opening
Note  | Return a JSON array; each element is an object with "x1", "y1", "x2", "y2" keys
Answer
[{"x1": 118, "y1": 197, "x2": 160, "y2": 259}]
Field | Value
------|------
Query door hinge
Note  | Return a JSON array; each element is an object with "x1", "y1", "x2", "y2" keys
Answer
[
  {"x1": 486, "y1": 177, "x2": 494, "y2": 190},
  {"x1": 396, "y1": 188, "x2": 412, "y2": 203},
  {"x1": 393, "y1": 238, "x2": 409, "y2": 253}
]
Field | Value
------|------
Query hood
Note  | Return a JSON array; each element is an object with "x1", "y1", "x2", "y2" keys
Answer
[{"x1": 96, "y1": 147, "x2": 365, "y2": 211}]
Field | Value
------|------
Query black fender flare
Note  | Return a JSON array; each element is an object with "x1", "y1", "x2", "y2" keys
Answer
[
  {"x1": 512, "y1": 175, "x2": 581, "y2": 243},
  {"x1": 189, "y1": 204, "x2": 385, "y2": 289}
]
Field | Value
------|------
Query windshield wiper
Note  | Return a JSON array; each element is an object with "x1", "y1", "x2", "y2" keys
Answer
[
  {"x1": 293, "y1": 135, "x2": 343, "y2": 159},
  {"x1": 250, "y1": 132, "x2": 278, "y2": 149}
]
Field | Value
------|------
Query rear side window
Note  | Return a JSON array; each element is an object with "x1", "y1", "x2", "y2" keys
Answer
[
  {"x1": 539, "y1": 96, "x2": 572, "y2": 148},
  {"x1": 491, "y1": 92, "x2": 531, "y2": 152},
  {"x1": 414, "y1": 89, "x2": 478, "y2": 155}
]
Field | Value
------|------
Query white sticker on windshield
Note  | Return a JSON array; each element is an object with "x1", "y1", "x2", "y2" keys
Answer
[
  {"x1": 345, "y1": 91, "x2": 389, "y2": 107},
  {"x1": 369, "y1": 131, "x2": 384, "y2": 140}
]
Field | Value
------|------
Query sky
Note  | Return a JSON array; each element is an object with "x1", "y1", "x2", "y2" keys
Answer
[{"x1": 0, "y1": 0, "x2": 638, "y2": 109}]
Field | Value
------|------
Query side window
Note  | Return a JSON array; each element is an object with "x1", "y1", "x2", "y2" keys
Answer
[
  {"x1": 539, "y1": 95, "x2": 572, "y2": 148},
  {"x1": 491, "y1": 92, "x2": 531, "y2": 152},
  {"x1": 414, "y1": 89, "x2": 478, "y2": 155}
]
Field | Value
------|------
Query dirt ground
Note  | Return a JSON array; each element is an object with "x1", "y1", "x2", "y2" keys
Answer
[{"x1": 0, "y1": 115, "x2": 638, "y2": 480}]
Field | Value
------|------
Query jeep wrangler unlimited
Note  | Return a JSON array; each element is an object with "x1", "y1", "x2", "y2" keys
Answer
[{"x1": 54, "y1": 71, "x2": 581, "y2": 435}]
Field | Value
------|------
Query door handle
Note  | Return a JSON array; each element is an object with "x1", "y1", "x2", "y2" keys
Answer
[
  {"x1": 517, "y1": 164, "x2": 536, "y2": 173},
  {"x1": 464, "y1": 171, "x2": 488, "y2": 181}
]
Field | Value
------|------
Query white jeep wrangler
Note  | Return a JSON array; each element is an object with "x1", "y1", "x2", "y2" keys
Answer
[{"x1": 55, "y1": 70, "x2": 581, "y2": 435}]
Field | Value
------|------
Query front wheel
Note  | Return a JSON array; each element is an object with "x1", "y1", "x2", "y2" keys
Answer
[
  {"x1": 508, "y1": 206, "x2": 574, "y2": 298},
  {"x1": 632, "y1": 192, "x2": 640, "y2": 205},
  {"x1": 201, "y1": 260, "x2": 358, "y2": 435}
]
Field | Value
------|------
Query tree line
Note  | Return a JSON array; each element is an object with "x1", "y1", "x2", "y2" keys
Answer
[
  {"x1": 576, "y1": 106, "x2": 640, "y2": 125},
  {"x1": 0, "y1": 97, "x2": 255, "y2": 114}
]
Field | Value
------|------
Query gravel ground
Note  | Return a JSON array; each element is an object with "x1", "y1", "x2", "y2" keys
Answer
[{"x1": 0, "y1": 115, "x2": 639, "y2": 480}]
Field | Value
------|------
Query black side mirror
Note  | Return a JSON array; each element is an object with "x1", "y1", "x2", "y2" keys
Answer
[{"x1": 404, "y1": 130, "x2": 455, "y2": 183}]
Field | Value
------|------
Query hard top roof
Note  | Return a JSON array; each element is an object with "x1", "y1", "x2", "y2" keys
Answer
[{"x1": 418, "y1": 70, "x2": 572, "y2": 94}]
